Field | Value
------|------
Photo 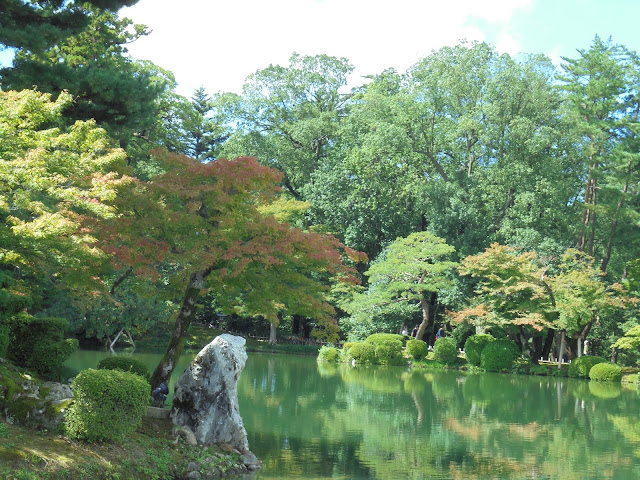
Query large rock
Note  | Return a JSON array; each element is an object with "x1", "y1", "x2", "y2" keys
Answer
[{"x1": 171, "y1": 334, "x2": 249, "y2": 451}]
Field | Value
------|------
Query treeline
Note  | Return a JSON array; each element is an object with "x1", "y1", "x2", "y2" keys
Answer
[{"x1": 0, "y1": 1, "x2": 638, "y2": 368}]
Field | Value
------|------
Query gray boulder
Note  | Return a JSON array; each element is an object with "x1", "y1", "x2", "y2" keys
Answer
[{"x1": 171, "y1": 334, "x2": 249, "y2": 451}]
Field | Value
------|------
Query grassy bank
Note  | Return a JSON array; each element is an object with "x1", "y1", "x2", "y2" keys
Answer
[{"x1": 0, "y1": 415, "x2": 248, "y2": 480}]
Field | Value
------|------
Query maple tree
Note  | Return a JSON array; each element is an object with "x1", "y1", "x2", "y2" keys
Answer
[
  {"x1": 99, "y1": 148, "x2": 365, "y2": 389},
  {"x1": 455, "y1": 243, "x2": 634, "y2": 364},
  {"x1": 0, "y1": 89, "x2": 132, "y2": 318}
]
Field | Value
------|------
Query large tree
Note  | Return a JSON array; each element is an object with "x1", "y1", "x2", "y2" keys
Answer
[
  {"x1": 98, "y1": 148, "x2": 364, "y2": 389},
  {"x1": 1, "y1": 4, "x2": 162, "y2": 149},
  {"x1": 345, "y1": 232, "x2": 458, "y2": 341},
  {"x1": 218, "y1": 53, "x2": 354, "y2": 199},
  {"x1": 559, "y1": 36, "x2": 640, "y2": 275},
  {"x1": 0, "y1": 89, "x2": 131, "y2": 317}
]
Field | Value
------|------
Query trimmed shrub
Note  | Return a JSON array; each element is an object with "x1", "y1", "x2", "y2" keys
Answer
[
  {"x1": 374, "y1": 339, "x2": 404, "y2": 366},
  {"x1": 7, "y1": 314, "x2": 78, "y2": 377},
  {"x1": 568, "y1": 355, "x2": 607, "y2": 379},
  {"x1": 97, "y1": 356, "x2": 151, "y2": 381},
  {"x1": 481, "y1": 338, "x2": 519, "y2": 372},
  {"x1": 342, "y1": 342, "x2": 358, "y2": 356},
  {"x1": 348, "y1": 342, "x2": 376, "y2": 364},
  {"x1": 464, "y1": 334, "x2": 495, "y2": 366},
  {"x1": 406, "y1": 339, "x2": 429, "y2": 360},
  {"x1": 0, "y1": 322, "x2": 9, "y2": 358},
  {"x1": 317, "y1": 346, "x2": 341, "y2": 363},
  {"x1": 433, "y1": 337, "x2": 459, "y2": 365},
  {"x1": 65, "y1": 368, "x2": 150, "y2": 443},
  {"x1": 589, "y1": 362, "x2": 622, "y2": 382},
  {"x1": 365, "y1": 333, "x2": 406, "y2": 346}
]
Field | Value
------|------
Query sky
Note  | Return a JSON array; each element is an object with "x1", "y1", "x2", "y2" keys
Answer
[{"x1": 3, "y1": 0, "x2": 640, "y2": 97}]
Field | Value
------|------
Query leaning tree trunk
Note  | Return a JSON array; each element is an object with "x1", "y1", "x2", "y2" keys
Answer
[{"x1": 150, "y1": 269, "x2": 209, "y2": 391}]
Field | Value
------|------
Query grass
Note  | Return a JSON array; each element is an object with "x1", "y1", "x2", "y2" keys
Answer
[{"x1": 0, "y1": 416, "x2": 245, "y2": 480}]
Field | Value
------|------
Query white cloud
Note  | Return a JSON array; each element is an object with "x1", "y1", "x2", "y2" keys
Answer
[{"x1": 121, "y1": 0, "x2": 531, "y2": 96}]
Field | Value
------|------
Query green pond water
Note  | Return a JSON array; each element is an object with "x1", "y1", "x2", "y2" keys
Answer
[{"x1": 65, "y1": 350, "x2": 640, "y2": 480}]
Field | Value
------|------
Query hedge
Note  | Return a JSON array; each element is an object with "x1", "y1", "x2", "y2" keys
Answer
[
  {"x1": 589, "y1": 362, "x2": 622, "y2": 382},
  {"x1": 406, "y1": 339, "x2": 429, "y2": 360},
  {"x1": 6, "y1": 313, "x2": 78, "y2": 377},
  {"x1": 317, "y1": 346, "x2": 341, "y2": 363},
  {"x1": 65, "y1": 368, "x2": 150, "y2": 443},
  {"x1": 433, "y1": 337, "x2": 459, "y2": 365},
  {"x1": 365, "y1": 333, "x2": 406, "y2": 346},
  {"x1": 480, "y1": 338, "x2": 519, "y2": 372},
  {"x1": 568, "y1": 355, "x2": 607, "y2": 379},
  {"x1": 97, "y1": 356, "x2": 151, "y2": 381},
  {"x1": 464, "y1": 334, "x2": 495, "y2": 367},
  {"x1": 374, "y1": 339, "x2": 405, "y2": 365},
  {"x1": 348, "y1": 342, "x2": 376, "y2": 364}
]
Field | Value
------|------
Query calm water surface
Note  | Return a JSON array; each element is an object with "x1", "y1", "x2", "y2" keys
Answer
[{"x1": 66, "y1": 350, "x2": 640, "y2": 480}]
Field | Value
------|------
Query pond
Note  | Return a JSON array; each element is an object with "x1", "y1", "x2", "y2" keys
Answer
[{"x1": 66, "y1": 350, "x2": 640, "y2": 480}]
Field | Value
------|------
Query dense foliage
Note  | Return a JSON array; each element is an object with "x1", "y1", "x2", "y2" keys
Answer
[
  {"x1": 64, "y1": 368, "x2": 149, "y2": 442},
  {"x1": 6, "y1": 314, "x2": 78, "y2": 377},
  {"x1": 433, "y1": 337, "x2": 459, "y2": 365},
  {"x1": 0, "y1": 0, "x2": 638, "y2": 374},
  {"x1": 406, "y1": 339, "x2": 429, "y2": 360},
  {"x1": 568, "y1": 355, "x2": 608, "y2": 379},
  {"x1": 97, "y1": 355, "x2": 151, "y2": 381},
  {"x1": 480, "y1": 339, "x2": 520, "y2": 372},
  {"x1": 589, "y1": 362, "x2": 623, "y2": 382},
  {"x1": 464, "y1": 334, "x2": 495, "y2": 367},
  {"x1": 317, "y1": 346, "x2": 341, "y2": 364}
]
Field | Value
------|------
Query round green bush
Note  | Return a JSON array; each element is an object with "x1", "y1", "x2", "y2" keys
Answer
[
  {"x1": 97, "y1": 355, "x2": 151, "y2": 381},
  {"x1": 342, "y1": 342, "x2": 358, "y2": 355},
  {"x1": 374, "y1": 339, "x2": 404, "y2": 365},
  {"x1": 406, "y1": 339, "x2": 429, "y2": 360},
  {"x1": 433, "y1": 337, "x2": 459, "y2": 365},
  {"x1": 348, "y1": 342, "x2": 376, "y2": 364},
  {"x1": 464, "y1": 334, "x2": 495, "y2": 367},
  {"x1": 65, "y1": 368, "x2": 150, "y2": 443},
  {"x1": 480, "y1": 338, "x2": 519, "y2": 372},
  {"x1": 365, "y1": 333, "x2": 406, "y2": 345},
  {"x1": 568, "y1": 355, "x2": 607, "y2": 379},
  {"x1": 7, "y1": 314, "x2": 78, "y2": 377},
  {"x1": 589, "y1": 362, "x2": 622, "y2": 382},
  {"x1": 317, "y1": 346, "x2": 341, "y2": 363}
]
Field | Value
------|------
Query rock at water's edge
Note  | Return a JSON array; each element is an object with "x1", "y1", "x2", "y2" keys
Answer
[{"x1": 170, "y1": 334, "x2": 249, "y2": 452}]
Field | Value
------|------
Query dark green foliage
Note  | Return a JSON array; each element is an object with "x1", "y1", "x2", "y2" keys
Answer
[
  {"x1": 317, "y1": 346, "x2": 341, "y2": 363},
  {"x1": 433, "y1": 337, "x2": 459, "y2": 365},
  {"x1": 365, "y1": 333, "x2": 406, "y2": 345},
  {"x1": 464, "y1": 334, "x2": 495, "y2": 366},
  {"x1": 589, "y1": 362, "x2": 622, "y2": 382},
  {"x1": 6, "y1": 314, "x2": 78, "y2": 377},
  {"x1": 568, "y1": 355, "x2": 608, "y2": 378},
  {"x1": 406, "y1": 339, "x2": 429, "y2": 360},
  {"x1": 97, "y1": 356, "x2": 151, "y2": 381},
  {"x1": 348, "y1": 342, "x2": 376, "y2": 364},
  {"x1": 480, "y1": 338, "x2": 520, "y2": 372},
  {"x1": 64, "y1": 368, "x2": 150, "y2": 443},
  {"x1": 0, "y1": 322, "x2": 8, "y2": 358},
  {"x1": 374, "y1": 339, "x2": 405, "y2": 366}
]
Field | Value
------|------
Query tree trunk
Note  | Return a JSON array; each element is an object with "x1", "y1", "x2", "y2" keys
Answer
[
  {"x1": 542, "y1": 328, "x2": 555, "y2": 359},
  {"x1": 416, "y1": 294, "x2": 435, "y2": 341},
  {"x1": 600, "y1": 159, "x2": 632, "y2": 273},
  {"x1": 557, "y1": 330, "x2": 566, "y2": 370},
  {"x1": 150, "y1": 269, "x2": 209, "y2": 391},
  {"x1": 269, "y1": 322, "x2": 278, "y2": 345}
]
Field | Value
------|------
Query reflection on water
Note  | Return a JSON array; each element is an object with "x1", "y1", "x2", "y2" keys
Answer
[{"x1": 66, "y1": 351, "x2": 640, "y2": 479}]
